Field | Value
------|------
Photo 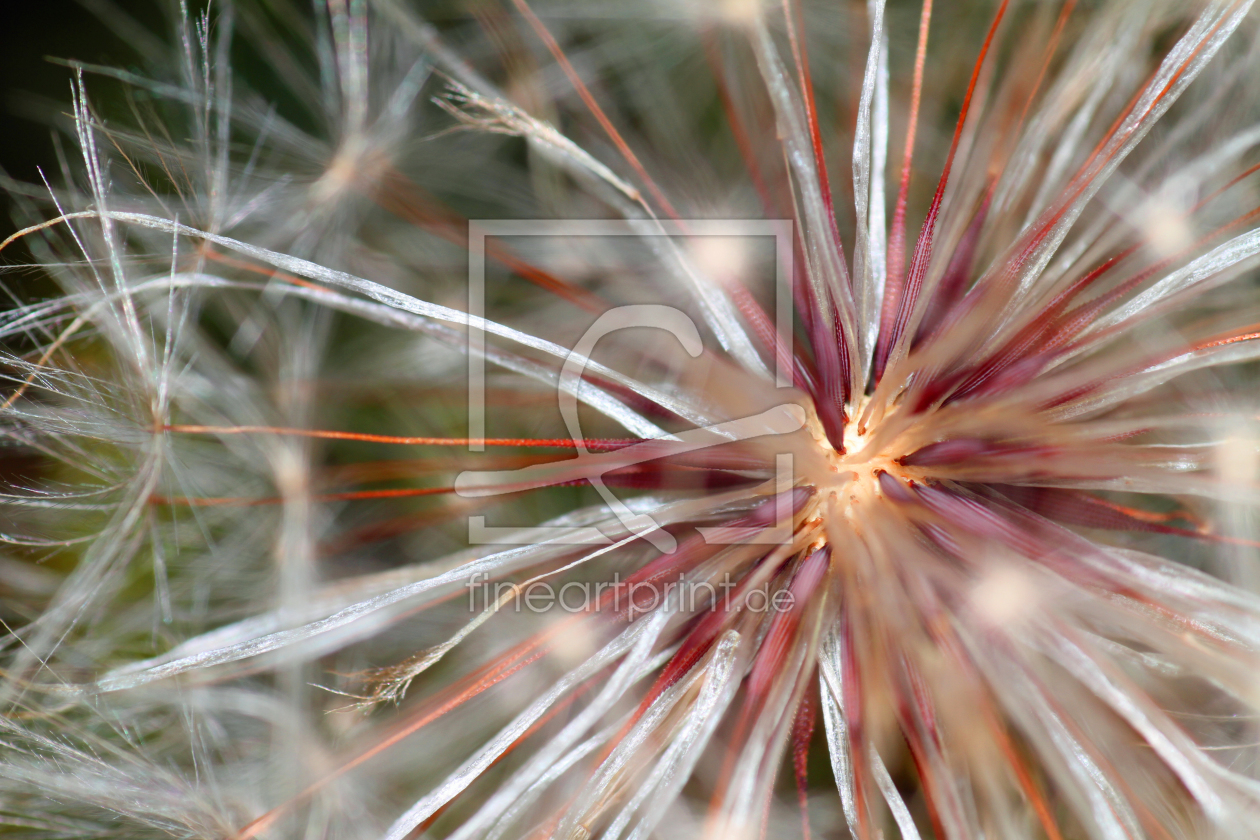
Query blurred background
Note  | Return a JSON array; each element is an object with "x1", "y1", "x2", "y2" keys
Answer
[{"x1": 1, "y1": 1, "x2": 149, "y2": 195}]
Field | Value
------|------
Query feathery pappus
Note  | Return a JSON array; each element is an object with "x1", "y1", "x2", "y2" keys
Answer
[{"x1": 4, "y1": 0, "x2": 1260, "y2": 838}]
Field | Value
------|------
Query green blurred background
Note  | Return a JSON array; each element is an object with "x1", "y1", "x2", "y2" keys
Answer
[{"x1": 1, "y1": 1, "x2": 154, "y2": 237}]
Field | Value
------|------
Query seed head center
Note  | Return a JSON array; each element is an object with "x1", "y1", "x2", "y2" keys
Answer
[{"x1": 803, "y1": 401, "x2": 910, "y2": 522}]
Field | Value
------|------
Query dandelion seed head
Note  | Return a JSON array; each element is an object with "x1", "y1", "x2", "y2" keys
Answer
[{"x1": 8, "y1": 0, "x2": 1260, "y2": 837}]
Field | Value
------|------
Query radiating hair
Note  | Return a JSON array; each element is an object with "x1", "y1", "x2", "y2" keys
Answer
[{"x1": 4, "y1": 1, "x2": 1260, "y2": 838}]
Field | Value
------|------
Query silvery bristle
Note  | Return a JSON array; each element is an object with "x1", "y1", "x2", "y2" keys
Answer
[{"x1": 3, "y1": 1, "x2": 1260, "y2": 838}]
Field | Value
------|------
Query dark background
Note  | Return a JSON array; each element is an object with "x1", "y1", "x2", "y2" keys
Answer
[{"x1": 1, "y1": 0, "x2": 153, "y2": 235}]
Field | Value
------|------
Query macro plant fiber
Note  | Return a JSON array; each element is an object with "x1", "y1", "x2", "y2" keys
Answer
[{"x1": 4, "y1": 0, "x2": 1260, "y2": 838}]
